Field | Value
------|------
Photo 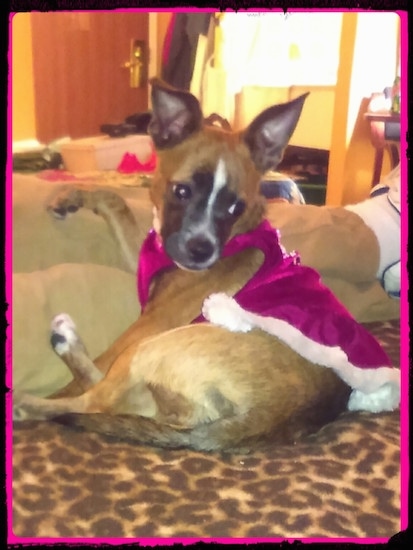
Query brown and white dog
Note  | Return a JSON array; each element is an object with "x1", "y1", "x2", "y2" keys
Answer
[{"x1": 13, "y1": 79, "x2": 351, "y2": 452}]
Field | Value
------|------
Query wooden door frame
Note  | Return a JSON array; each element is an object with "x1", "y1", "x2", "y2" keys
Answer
[
  {"x1": 148, "y1": 12, "x2": 157, "y2": 100},
  {"x1": 148, "y1": 12, "x2": 164, "y2": 108}
]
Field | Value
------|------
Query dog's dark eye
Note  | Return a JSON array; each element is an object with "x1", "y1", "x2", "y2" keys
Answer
[
  {"x1": 228, "y1": 199, "x2": 246, "y2": 217},
  {"x1": 173, "y1": 183, "x2": 192, "y2": 200}
]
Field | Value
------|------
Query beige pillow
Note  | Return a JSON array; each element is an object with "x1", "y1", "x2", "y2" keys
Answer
[
  {"x1": 12, "y1": 263, "x2": 140, "y2": 397},
  {"x1": 266, "y1": 202, "x2": 380, "y2": 283}
]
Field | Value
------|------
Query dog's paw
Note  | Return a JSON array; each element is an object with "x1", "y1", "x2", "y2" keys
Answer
[
  {"x1": 202, "y1": 293, "x2": 253, "y2": 333},
  {"x1": 12, "y1": 390, "x2": 27, "y2": 421},
  {"x1": 13, "y1": 390, "x2": 42, "y2": 421},
  {"x1": 50, "y1": 313, "x2": 80, "y2": 355},
  {"x1": 13, "y1": 391, "x2": 57, "y2": 421},
  {"x1": 46, "y1": 187, "x2": 85, "y2": 219}
]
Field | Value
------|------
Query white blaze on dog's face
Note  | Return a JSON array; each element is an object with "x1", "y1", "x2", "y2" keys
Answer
[
  {"x1": 162, "y1": 156, "x2": 248, "y2": 271},
  {"x1": 148, "y1": 78, "x2": 308, "y2": 271}
]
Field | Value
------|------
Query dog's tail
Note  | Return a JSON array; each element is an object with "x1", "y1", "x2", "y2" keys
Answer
[
  {"x1": 53, "y1": 382, "x2": 350, "y2": 451},
  {"x1": 54, "y1": 413, "x2": 193, "y2": 448},
  {"x1": 52, "y1": 412, "x2": 271, "y2": 452}
]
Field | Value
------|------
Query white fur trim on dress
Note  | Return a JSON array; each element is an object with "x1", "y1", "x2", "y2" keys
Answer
[{"x1": 202, "y1": 293, "x2": 400, "y2": 413}]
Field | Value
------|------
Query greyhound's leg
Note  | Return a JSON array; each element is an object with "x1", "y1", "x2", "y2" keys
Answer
[
  {"x1": 46, "y1": 185, "x2": 140, "y2": 272},
  {"x1": 50, "y1": 313, "x2": 103, "y2": 391}
]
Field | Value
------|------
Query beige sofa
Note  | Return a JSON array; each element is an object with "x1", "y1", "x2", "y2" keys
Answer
[{"x1": 12, "y1": 171, "x2": 399, "y2": 397}]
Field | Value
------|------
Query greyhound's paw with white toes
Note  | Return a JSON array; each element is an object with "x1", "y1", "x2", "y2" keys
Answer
[
  {"x1": 50, "y1": 313, "x2": 81, "y2": 356},
  {"x1": 202, "y1": 293, "x2": 253, "y2": 333}
]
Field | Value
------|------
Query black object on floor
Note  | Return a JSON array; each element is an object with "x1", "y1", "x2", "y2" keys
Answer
[
  {"x1": 100, "y1": 112, "x2": 153, "y2": 138},
  {"x1": 278, "y1": 145, "x2": 329, "y2": 205}
]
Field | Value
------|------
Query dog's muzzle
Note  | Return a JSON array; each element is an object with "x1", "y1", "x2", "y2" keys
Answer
[
  {"x1": 186, "y1": 236, "x2": 215, "y2": 264},
  {"x1": 165, "y1": 232, "x2": 220, "y2": 271}
]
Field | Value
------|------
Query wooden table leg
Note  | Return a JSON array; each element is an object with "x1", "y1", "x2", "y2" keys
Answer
[
  {"x1": 387, "y1": 142, "x2": 400, "y2": 169},
  {"x1": 372, "y1": 147, "x2": 384, "y2": 187}
]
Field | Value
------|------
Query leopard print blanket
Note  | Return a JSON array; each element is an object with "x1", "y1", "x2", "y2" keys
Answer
[{"x1": 11, "y1": 320, "x2": 402, "y2": 540}]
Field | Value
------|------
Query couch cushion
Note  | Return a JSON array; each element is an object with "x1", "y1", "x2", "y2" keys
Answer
[{"x1": 12, "y1": 263, "x2": 139, "y2": 397}]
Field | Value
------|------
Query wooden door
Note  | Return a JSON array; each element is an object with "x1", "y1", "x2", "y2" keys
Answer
[{"x1": 30, "y1": 12, "x2": 149, "y2": 143}]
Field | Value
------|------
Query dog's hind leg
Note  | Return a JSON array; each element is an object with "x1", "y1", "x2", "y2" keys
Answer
[
  {"x1": 50, "y1": 313, "x2": 103, "y2": 391},
  {"x1": 13, "y1": 390, "x2": 91, "y2": 421},
  {"x1": 46, "y1": 186, "x2": 140, "y2": 272}
]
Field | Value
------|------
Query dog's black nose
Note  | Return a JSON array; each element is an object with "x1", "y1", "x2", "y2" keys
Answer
[{"x1": 186, "y1": 237, "x2": 215, "y2": 263}]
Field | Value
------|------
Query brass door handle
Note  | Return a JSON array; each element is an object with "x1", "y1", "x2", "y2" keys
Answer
[{"x1": 121, "y1": 40, "x2": 146, "y2": 88}]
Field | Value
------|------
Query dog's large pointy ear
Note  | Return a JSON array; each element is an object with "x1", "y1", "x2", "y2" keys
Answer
[
  {"x1": 148, "y1": 78, "x2": 204, "y2": 149},
  {"x1": 242, "y1": 93, "x2": 309, "y2": 173}
]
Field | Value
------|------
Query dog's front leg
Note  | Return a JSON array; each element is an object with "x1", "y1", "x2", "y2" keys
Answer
[{"x1": 46, "y1": 185, "x2": 140, "y2": 272}]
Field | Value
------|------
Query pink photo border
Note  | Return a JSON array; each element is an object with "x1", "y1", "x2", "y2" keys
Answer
[{"x1": 5, "y1": 4, "x2": 409, "y2": 546}]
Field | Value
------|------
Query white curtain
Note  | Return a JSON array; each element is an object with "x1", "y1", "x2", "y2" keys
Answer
[{"x1": 201, "y1": 12, "x2": 343, "y2": 124}]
